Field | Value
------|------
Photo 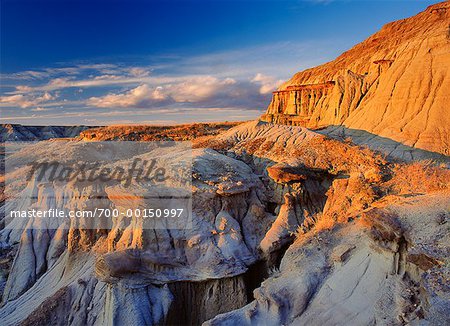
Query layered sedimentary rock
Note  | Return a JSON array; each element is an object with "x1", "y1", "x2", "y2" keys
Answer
[
  {"x1": 0, "y1": 124, "x2": 91, "y2": 141},
  {"x1": 262, "y1": 1, "x2": 450, "y2": 156},
  {"x1": 206, "y1": 193, "x2": 450, "y2": 326},
  {"x1": 202, "y1": 121, "x2": 450, "y2": 326},
  {"x1": 0, "y1": 120, "x2": 449, "y2": 325},
  {"x1": 1, "y1": 3, "x2": 450, "y2": 322}
]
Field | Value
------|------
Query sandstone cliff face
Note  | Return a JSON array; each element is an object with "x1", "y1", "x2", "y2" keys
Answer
[{"x1": 262, "y1": 1, "x2": 450, "y2": 157}]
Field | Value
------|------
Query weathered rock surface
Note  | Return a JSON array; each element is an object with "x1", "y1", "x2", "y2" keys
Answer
[
  {"x1": 205, "y1": 192, "x2": 450, "y2": 326},
  {"x1": 78, "y1": 122, "x2": 241, "y2": 141},
  {"x1": 0, "y1": 119, "x2": 449, "y2": 325},
  {"x1": 1, "y1": 2, "x2": 450, "y2": 320},
  {"x1": 0, "y1": 124, "x2": 91, "y2": 141},
  {"x1": 262, "y1": 1, "x2": 450, "y2": 158},
  {"x1": 0, "y1": 137, "x2": 272, "y2": 325}
]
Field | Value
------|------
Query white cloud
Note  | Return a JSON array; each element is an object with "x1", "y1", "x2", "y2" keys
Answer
[
  {"x1": 1, "y1": 39, "x2": 342, "y2": 123},
  {"x1": 251, "y1": 73, "x2": 284, "y2": 95},
  {"x1": 1, "y1": 64, "x2": 119, "y2": 81},
  {"x1": 93, "y1": 75, "x2": 123, "y2": 81},
  {"x1": 128, "y1": 67, "x2": 151, "y2": 77},
  {"x1": 87, "y1": 84, "x2": 169, "y2": 108},
  {"x1": 0, "y1": 95, "x2": 35, "y2": 108},
  {"x1": 4, "y1": 64, "x2": 153, "y2": 93},
  {"x1": 0, "y1": 92, "x2": 56, "y2": 108},
  {"x1": 167, "y1": 76, "x2": 236, "y2": 102},
  {"x1": 9, "y1": 73, "x2": 162, "y2": 94},
  {"x1": 15, "y1": 85, "x2": 33, "y2": 92},
  {"x1": 87, "y1": 76, "x2": 239, "y2": 108},
  {"x1": 40, "y1": 92, "x2": 54, "y2": 101}
]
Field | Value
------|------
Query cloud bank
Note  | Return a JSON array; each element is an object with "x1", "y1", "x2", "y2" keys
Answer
[{"x1": 0, "y1": 41, "x2": 337, "y2": 124}]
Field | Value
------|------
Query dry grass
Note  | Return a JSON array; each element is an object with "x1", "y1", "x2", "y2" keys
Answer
[
  {"x1": 297, "y1": 159, "x2": 450, "y2": 240},
  {"x1": 386, "y1": 160, "x2": 450, "y2": 194},
  {"x1": 79, "y1": 122, "x2": 243, "y2": 141},
  {"x1": 310, "y1": 213, "x2": 335, "y2": 233}
]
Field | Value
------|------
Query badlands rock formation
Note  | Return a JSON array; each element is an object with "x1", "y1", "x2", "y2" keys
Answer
[
  {"x1": 78, "y1": 122, "x2": 241, "y2": 141},
  {"x1": 0, "y1": 124, "x2": 91, "y2": 141},
  {"x1": 0, "y1": 138, "x2": 268, "y2": 325},
  {"x1": 1, "y1": 120, "x2": 448, "y2": 325},
  {"x1": 203, "y1": 121, "x2": 450, "y2": 326},
  {"x1": 0, "y1": 3, "x2": 449, "y2": 326},
  {"x1": 262, "y1": 1, "x2": 450, "y2": 159},
  {"x1": 206, "y1": 193, "x2": 450, "y2": 326}
]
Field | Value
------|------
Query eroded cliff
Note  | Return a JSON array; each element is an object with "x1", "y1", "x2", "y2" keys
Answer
[{"x1": 262, "y1": 1, "x2": 450, "y2": 157}]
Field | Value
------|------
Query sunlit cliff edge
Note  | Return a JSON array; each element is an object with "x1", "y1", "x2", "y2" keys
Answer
[{"x1": 262, "y1": 1, "x2": 450, "y2": 157}]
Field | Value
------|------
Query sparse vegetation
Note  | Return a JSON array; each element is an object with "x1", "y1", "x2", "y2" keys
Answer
[
  {"x1": 387, "y1": 160, "x2": 450, "y2": 194},
  {"x1": 79, "y1": 122, "x2": 243, "y2": 141}
]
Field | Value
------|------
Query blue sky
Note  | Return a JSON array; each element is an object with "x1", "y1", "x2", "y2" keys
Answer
[{"x1": 0, "y1": 0, "x2": 437, "y2": 125}]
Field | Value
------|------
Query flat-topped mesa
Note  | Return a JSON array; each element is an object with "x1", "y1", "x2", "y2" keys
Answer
[{"x1": 261, "y1": 1, "x2": 450, "y2": 156}]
